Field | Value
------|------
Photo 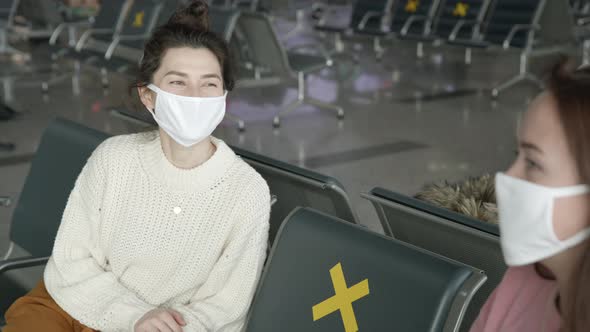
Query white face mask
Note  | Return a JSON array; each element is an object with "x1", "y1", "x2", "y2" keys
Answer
[
  {"x1": 146, "y1": 84, "x2": 227, "y2": 147},
  {"x1": 495, "y1": 173, "x2": 590, "y2": 266}
]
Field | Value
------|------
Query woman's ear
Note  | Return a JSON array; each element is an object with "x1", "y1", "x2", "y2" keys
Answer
[{"x1": 138, "y1": 86, "x2": 155, "y2": 111}]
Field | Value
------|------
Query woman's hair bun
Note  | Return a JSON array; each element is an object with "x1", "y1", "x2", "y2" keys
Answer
[{"x1": 167, "y1": 0, "x2": 210, "y2": 32}]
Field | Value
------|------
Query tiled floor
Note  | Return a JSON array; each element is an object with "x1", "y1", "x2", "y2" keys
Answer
[{"x1": 0, "y1": 10, "x2": 567, "y2": 256}]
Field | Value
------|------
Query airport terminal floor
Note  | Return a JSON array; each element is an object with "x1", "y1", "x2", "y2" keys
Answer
[{"x1": 1, "y1": 0, "x2": 590, "y2": 331}]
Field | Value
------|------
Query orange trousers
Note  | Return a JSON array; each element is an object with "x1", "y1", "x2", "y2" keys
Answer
[{"x1": 3, "y1": 280, "x2": 98, "y2": 332}]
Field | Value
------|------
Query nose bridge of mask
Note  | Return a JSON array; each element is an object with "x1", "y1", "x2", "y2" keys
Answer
[
  {"x1": 147, "y1": 84, "x2": 227, "y2": 102},
  {"x1": 550, "y1": 184, "x2": 590, "y2": 198}
]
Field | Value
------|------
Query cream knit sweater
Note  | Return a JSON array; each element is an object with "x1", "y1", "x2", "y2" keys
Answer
[{"x1": 43, "y1": 132, "x2": 271, "y2": 332}]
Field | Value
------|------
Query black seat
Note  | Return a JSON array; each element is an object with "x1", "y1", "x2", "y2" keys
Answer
[
  {"x1": 0, "y1": 118, "x2": 109, "y2": 326},
  {"x1": 400, "y1": 0, "x2": 492, "y2": 41},
  {"x1": 234, "y1": 11, "x2": 343, "y2": 127},
  {"x1": 363, "y1": 187, "x2": 506, "y2": 331},
  {"x1": 49, "y1": 0, "x2": 133, "y2": 60},
  {"x1": 390, "y1": 0, "x2": 439, "y2": 35},
  {"x1": 209, "y1": 6, "x2": 241, "y2": 41},
  {"x1": 448, "y1": 0, "x2": 543, "y2": 49},
  {"x1": 244, "y1": 207, "x2": 486, "y2": 332},
  {"x1": 448, "y1": 0, "x2": 581, "y2": 98},
  {"x1": 314, "y1": 0, "x2": 394, "y2": 58}
]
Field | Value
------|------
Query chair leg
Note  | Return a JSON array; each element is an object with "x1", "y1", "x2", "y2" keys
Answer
[
  {"x1": 224, "y1": 112, "x2": 246, "y2": 132},
  {"x1": 0, "y1": 30, "x2": 23, "y2": 55},
  {"x1": 305, "y1": 96, "x2": 344, "y2": 118},
  {"x1": 100, "y1": 67, "x2": 109, "y2": 88},
  {"x1": 491, "y1": 73, "x2": 543, "y2": 98},
  {"x1": 491, "y1": 51, "x2": 542, "y2": 98},
  {"x1": 283, "y1": 9, "x2": 306, "y2": 39},
  {"x1": 583, "y1": 39, "x2": 590, "y2": 67},
  {"x1": 273, "y1": 72, "x2": 344, "y2": 128},
  {"x1": 274, "y1": 98, "x2": 302, "y2": 128},
  {"x1": 465, "y1": 48, "x2": 472, "y2": 65},
  {"x1": 0, "y1": 141, "x2": 15, "y2": 152},
  {"x1": 334, "y1": 32, "x2": 344, "y2": 53},
  {"x1": 417, "y1": 42, "x2": 424, "y2": 59},
  {"x1": 374, "y1": 37, "x2": 385, "y2": 61},
  {"x1": 0, "y1": 196, "x2": 12, "y2": 207}
]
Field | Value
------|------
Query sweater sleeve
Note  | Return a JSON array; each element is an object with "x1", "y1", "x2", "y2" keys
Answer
[
  {"x1": 43, "y1": 141, "x2": 155, "y2": 332},
  {"x1": 171, "y1": 180, "x2": 271, "y2": 332}
]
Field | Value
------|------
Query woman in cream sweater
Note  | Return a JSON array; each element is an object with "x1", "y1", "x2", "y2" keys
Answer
[{"x1": 3, "y1": 1, "x2": 270, "y2": 331}]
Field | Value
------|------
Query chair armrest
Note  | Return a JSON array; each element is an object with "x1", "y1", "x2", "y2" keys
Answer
[
  {"x1": 449, "y1": 19, "x2": 481, "y2": 41},
  {"x1": 357, "y1": 11, "x2": 386, "y2": 30},
  {"x1": 503, "y1": 24, "x2": 540, "y2": 49},
  {"x1": 75, "y1": 28, "x2": 114, "y2": 51},
  {"x1": 400, "y1": 15, "x2": 430, "y2": 36},
  {"x1": 49, "y1": 20, "x2": 92, "y2": 45},
  {"x1": 0, "y1": 196, "x2": 11, "y2": 207},
  {"x1": 288, "y1": 43, "x2": 333, "y2": 66},
  {"x1": 0, "y1": 256, "x2": 49, "y2": 275},
  {"x1": 105, "y1": 34, "x2": 149, "y2": 59},
  {"x1": 232, "y1": 0, "x2": 258, "y2": 10}
]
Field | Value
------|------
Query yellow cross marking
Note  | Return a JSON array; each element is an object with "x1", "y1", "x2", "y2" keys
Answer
[
  {"x1": 453, "y1": 2, "x2": 469, "y2": 17},
  {"x1": 133, "y1": 11, "x2": 145, "y2": 28},
  {"x1": 405, "y1": 0, "x2": 420, "y2": 13},
  {"x1": 312, "y1": 263, "x2": 370, "y2": 332}
]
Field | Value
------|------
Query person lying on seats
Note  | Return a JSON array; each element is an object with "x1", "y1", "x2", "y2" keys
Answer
[
  {"x1": 471, "y1": 59, "x2": 590, "y2": 332},
  {"x1": 3, "y1": 1, "x2": 271, "y2": 332}
]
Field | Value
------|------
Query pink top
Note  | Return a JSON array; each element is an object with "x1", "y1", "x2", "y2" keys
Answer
[{"x1": 470, "y1": 265, "x2": 561, "y2": 332}]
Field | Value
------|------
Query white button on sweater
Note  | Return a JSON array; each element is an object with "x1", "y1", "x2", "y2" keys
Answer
[{"x1": 43, "y1": 132, "x2": 271, "y2": 332}]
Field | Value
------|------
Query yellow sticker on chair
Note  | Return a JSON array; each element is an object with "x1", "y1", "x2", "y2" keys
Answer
[
  {"x1": 312, "y1": 263, "x2": 370, "y2": 332},
  {"x1": 133, "y1": 11, "x2": 145, "y2": 28},
  {"x1": 405, "y1": 0, "x2": 420, "y2": 13},
  {"x1": 453, "y1": 2, "x2": 469, "y2": 17}
]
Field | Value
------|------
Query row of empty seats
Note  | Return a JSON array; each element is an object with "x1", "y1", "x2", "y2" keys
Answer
[
  {"x1": 1, "y1": 116, "x2": 502, "y2": 331},
  {"x1": 0, "y1": 0, "x2": 345, "y2": 130},
  {"x1": 314, "y1": 0, "x2": 590, "y2": 97}
]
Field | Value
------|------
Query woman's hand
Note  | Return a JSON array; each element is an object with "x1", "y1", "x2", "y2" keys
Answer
[{"x1": 134, "y1": 308, "x2": 186, "y2": 332}]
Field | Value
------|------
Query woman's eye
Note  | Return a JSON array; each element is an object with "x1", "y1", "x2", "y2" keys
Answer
[
  {"x1": 525, "y1": 158, "x2": 540, "y2": 171},
  {"x1": 170, "y1": 81, "x2": 185, "y2": 86},
  {"x1": 205, "y1": 82, "x2": 218, "y2": 87}
]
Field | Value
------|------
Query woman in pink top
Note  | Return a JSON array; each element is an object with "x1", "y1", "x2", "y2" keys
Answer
[{"x1": 470, "y1": 60, "x2": 590, "y2": 332}]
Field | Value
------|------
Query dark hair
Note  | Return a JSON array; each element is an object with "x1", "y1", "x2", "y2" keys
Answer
[
  {"x1": 547, "y1": 58, "x2": 590, "y2": 332},
  {"x1": 133, "y1": 0, "x2": 235, "y2": 91}
]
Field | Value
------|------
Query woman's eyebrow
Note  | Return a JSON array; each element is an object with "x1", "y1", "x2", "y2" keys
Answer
[
  {"x1": 520, "y1": 141, "x2": 544, "y2": 154},
  {"x1": 163, "y1": 70, "x2": 189, "y2": 77}
]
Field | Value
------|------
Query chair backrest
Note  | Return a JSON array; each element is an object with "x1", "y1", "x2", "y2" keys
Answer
[
  {"x1": 481, "y1": 0, "x2": 544, "y2": 48},
  {"x1": 431, "y1": 0, "x2": 492, "y2": 39},
  {"x1": 391, "y1": 0, "x2": 440, "y2": 34},
  {"x1": 233, "y1": 11, "x2": 292, "y2": 78},
  {"x1": 91, "y1": 0, "x2": 133, "y2": 39},
  {"x1": 227, "y1": 147, "x2": 358, "y2": 244},
  {"x1": 9, "y1": 118, "x2": 109, "y2": 258},
  {"x1": 117, "y1": 0, "x2": 164, "y2": 37},
  {"x1": 363, "y1": 187, "x2": 506, "y2": 332},
  {"x1": 245, "y1": 207, "x2": 486, "y2": 332},
  {"x1": 349, "y1": 0, "x2": 394, "y2": 32},
  {"x1": 209, "y1": 6, "x2": 241, "y2": 40},
  {"x1": 0, "y1": 0, "x2": 20, "y2": 26},
  {"x1": 16, "y1": 0, "x2": 62, "y2": 28},
  {"x1": 536, "y1": 0, "x2": 577, "y2": 47}
]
